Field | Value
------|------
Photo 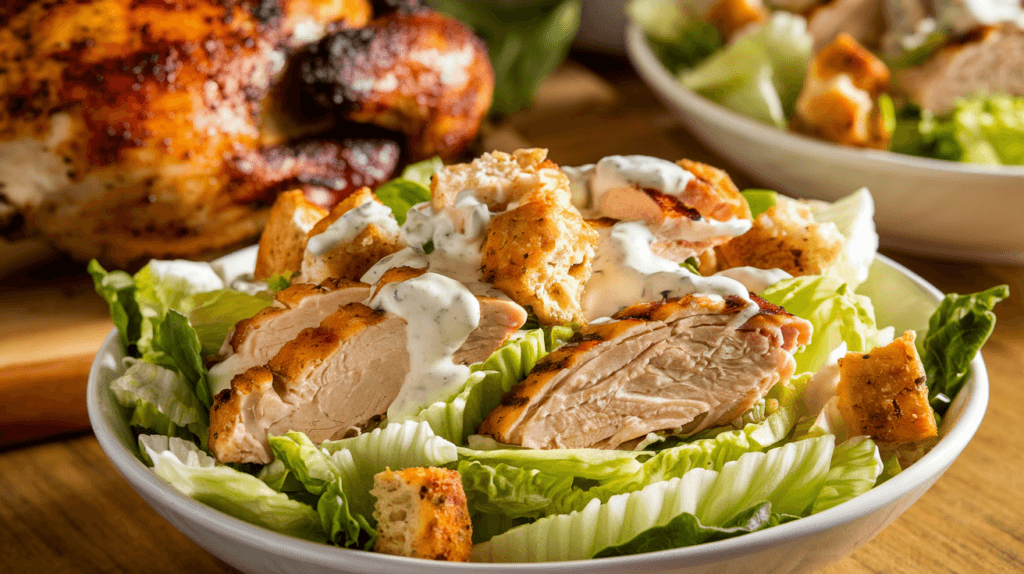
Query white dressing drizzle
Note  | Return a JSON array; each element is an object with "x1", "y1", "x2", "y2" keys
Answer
[
  {"x1": 362, "y1": 192, "x2": 504, "y2": 297},
  {"x1": 367, "y1": 272, "x2": 480, "y2": 419},
  {"x1": 582, "y1": 222, "x2": 758, "y2": 323},
  {"x1": 713, "y1": 267, "x2": 793, "y2": 295},
  {"x1": 306, "y1": 201, "x2": 398, "y2": 257}
]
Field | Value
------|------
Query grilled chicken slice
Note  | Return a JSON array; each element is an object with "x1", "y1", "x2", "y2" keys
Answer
[
  {"x1": 478, "y1": 295, "x2": 812, "y2": 450},
  {"x1": 208, "y1": 278, "x2": 373, "y2": 394},
  {"x1": 210, "y1": 302, "x2": 408, "y2": 463},
  {"x1": 806, "y1": 0, "x2": 886, "y2": 50},
  {"x1": 898, "y1": 24, "x2": 1024, "y2": 115},
  {"x1": 210, "y1": 273, "x2": 527, "y2": 463},
  {"x1": 298, "y1": 9, "x2": 494, "y2": 161}
]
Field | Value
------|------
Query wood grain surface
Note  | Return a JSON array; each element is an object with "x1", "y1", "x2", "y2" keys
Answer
[{"x1": 1, "y1": 59, "x2": 1022, "y2": 574}]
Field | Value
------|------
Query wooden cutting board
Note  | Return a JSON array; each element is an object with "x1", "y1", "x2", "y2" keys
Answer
[{"x1": 0, "y1": 62, "x2": 625, "y2": 448}]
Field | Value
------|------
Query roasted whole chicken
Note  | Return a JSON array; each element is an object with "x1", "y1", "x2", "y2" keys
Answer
[{"x1": 0, "y1": 0, "x2": 493, "y2": 266}]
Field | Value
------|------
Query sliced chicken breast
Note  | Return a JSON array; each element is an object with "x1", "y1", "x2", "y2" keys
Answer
[
  {"x1": 208, "y1": 278, "x2": 372, "y2": 394},
  {"x1": 478, "y1": 295, "x2": 812, "y2": 450}
]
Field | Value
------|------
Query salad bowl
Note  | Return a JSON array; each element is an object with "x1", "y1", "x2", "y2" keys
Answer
[
  {"x1": 625, "y1": 22, "x2": 1024, "y2": 265},
  {"x1": 87, "y1": 251, "x2": 988, "y2": 574}
]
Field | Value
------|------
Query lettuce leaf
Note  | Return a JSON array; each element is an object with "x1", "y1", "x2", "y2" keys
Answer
[
  {"x1": 921, "y1": 285, "x2": 1009, "y2": 413},
  {"x1": 628, "y1": 0, "x2": 722, "y2": 73},
  {"x1": 891, "y1": 96, "x2": 1024, "y2": 165},
  {"x1": 809, "y1": 188, "x2": 878, "y2": 289},
  {"x1": 811, "y1": 436, "x2": 882, "y2": 514},
  {"x1": 88, "y1": 260, "x2": 144, "y2": 355},
  {"x1": 593, "y1": 501, "x2": 797, "y2": 558},
  {"x1": 679, "y1": 12, "x2": 813, "y2": 126},
  {"x1": 268, "y1": 432, "x2": 342, "y2": 496},
  {"x1": 410, "y1": 327, "x2": 571, "y2": 443},
  {"x1": 740, "y1": 189, "x2": 778, "y2": 219},
  {"x1": 318, "y1": 479, "x2": 378, "y2": 550},
  {"x1": 371, "y1": 157, "x2": 444, "y2": 225},
  {"x1": 473, "y1": 437, "x2": 834, "y2": 562},
  {"x1": 159, "y1": 310, "x2": 213, "y2": 407},
  {"x1": 458, "y1": 460, "x2": 582, "y2": 519},
  {"x1": 320, "y1": 421, "x2": 459, "y2": 518},
  {"x1": 111, "y1": 360, "x2": 208, "y2": 446},
  {"x1": 188, "y1": 289, "x2": 273, "y2": 356},
  {"x1": 761, "y1": 275, "x2": 893, "y2": 374},
  {"x1": 142, "y1": 436, "x2": 325, "y2": 542}
]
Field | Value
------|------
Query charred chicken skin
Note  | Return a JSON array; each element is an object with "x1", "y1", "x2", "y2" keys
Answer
[
  {"x1": 0, "y1": 0, "x2": 492, "y2": 266},
  {"x1": 299, "y1": 7, "x2": 494, "y2": 161}
]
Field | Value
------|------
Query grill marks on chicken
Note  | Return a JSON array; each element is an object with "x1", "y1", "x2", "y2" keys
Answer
[
  {"x1": 298, "y1": 9, "x2": 494, "y2": 160},
  {"x1": 208, "y1": 273, "x2": 527, "y2": 464},
  {"x1": 478, "y1": 295, "x2": 812, "y2": 450}
]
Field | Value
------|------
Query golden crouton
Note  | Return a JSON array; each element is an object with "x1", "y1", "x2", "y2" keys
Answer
[
  {"x1": 837, "y1": 331, "x2": 938, "y2": 443},
  {"x1": 792, "y1": 34, "x2": 891, "y2": 149},
  {"x1": 430, "y1": 148, "x2": 571, "y2": 212},
  {"x1": 715, "y1": 197, "x2": 843, "y2": 276},
  {"x1": 298, "y1": 188, "x2": 405, "y2": 283},
  {"x1": 676, "y1": 159, "x2": 752, "y2": 222},
  {"x1": 372, "y1": 467, "x2": 472, "y2": 562},
  {"x1": 253, "y1": 190, "x2": 328, "y2": 280},
  {"x1": 706, "y1": 0, "x2": 768, "y2": 40},
  {"x1": 482, "y1": 198, "x2": 598, "y2": 326}
]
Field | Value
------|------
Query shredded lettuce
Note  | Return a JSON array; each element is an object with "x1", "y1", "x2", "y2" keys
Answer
[
  {"x1": 761, "y1": 275, "x2": 893, "y2": 374},
  {"x1": 679, "y1": 12, "x2": 813, "y2": 126},
  {"x1": 921, "y1": 285, "x2": 1009, "y2": 413}
]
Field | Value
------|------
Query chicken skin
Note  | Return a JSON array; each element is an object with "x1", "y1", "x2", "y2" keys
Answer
[
  {"x1": 298, "y1": 8, "x2": 494, "y2": 161},
  {"x1": 0, "y1": 0, "x2": 492, "y2": 266}
]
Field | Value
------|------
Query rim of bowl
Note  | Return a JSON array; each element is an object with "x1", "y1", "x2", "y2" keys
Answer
[
  {"x1": 624, "y1": 22, "x2": 1024, "y2": 178},
  {"x1": 87, "y1": 254, "x2": 989, "y2": 572}
]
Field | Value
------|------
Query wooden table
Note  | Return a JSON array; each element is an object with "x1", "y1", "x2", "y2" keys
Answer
[{"x1": 2, "y1": 58, "x2": 1022, "y2": 574}]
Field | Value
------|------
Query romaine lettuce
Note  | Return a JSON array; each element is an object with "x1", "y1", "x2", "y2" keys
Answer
[
  {"x1": 473, "y1": 436, "x2": 834, "y2": 562},
  {"x1": 811, "y1": 436, "x2": 883, "y2": 513},
  {"x1": 111, "y1": 360, "x2": 208, "y2": 446},
  {"x1": 761, "y1": 275, "x2": 893, "y2": 374},
  {"x1": 142, "y1": 436, "x2": 325, "y2": 542},
  {"x1": 679, "y1": 12, "x2": 813, "y2": 126},
  {"x1": 921, "y1": 285, "x2": 1009, "y2": 413}
]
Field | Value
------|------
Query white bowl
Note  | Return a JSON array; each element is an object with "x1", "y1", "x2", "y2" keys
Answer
[
  {"x1": 87, "y1": 254, "x2": 987, "y2": 574},
  {"x1": 625, "y1": 23, "x2": 1024, "y2": 265}
]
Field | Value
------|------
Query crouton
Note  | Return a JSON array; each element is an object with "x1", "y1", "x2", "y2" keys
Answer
[
  {"x1": 792, "y1": 33, "x2": 891, "y2": 149},
  {"x1": 837, "y1": 331, "x2": 938, "y2": 443},
  {"x1": 482, "y1": 198, "x2": 598, "y2": 326},
  {"x1": 372, "y1": 467, "x2": 472, "y2": 562},
  {"x1": 705, "y1": 0, "x2": 768, "y2": 40},
  {"x1": 298, "y1": 188, "x2": 405, "y2": 283},
  {"x1": 715, "y1": 197, "x2": 843, "y2": 276},
  {"x1": 430, "y1": 148, "x2": 571, "y2": 212},
  {"x1": 254, "y1": 190, "x2": 328, "y2": 280}
]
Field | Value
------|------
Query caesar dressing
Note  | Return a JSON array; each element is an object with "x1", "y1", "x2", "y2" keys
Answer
[
  {"x1": 713, "y1": 267, "x2": 793, "y2": 294},
  {"x1": 581, "y1": 221, "x2": 758, "y2": 322},
  {"x1": 367, "y1": 272, "x2": 480, "y2": 419},
  {"x1": 306, "y1": 201, "x2": 398, "y2": 257},
  {"x1": 362, "y1": 191, "x2": 504, "y2": 297}
]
